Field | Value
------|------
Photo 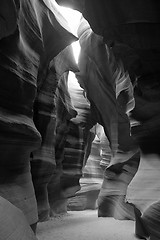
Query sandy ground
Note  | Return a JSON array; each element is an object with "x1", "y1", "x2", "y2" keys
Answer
[
  {"x1": 36, "y1": 154, "x2": 160, "y2": 240},
  {"x1": 37, "y1": 210, "x2": 137, "y2": 240}
]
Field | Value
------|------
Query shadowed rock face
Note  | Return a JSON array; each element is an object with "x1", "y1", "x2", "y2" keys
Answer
[
  {"x1": 76, "y1": 1, "x2": 160, "y2": 156},
  {"x1": 71, "y1": 1, "x2": 160, "y2": 238},
  {"x1": 55, "y1": 2, "x2": 160, "y2": 238},
  {"x1": 0, "y1": 0, "x2": 77, "y2": 230}
]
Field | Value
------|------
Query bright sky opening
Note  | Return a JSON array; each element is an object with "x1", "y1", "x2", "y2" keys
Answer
[
  {"x1": 54, "y1": 2, "x2": 83, "y2": 88},
  {"x1": 55, "y1": 3, "x2": 82, "y2": 63}
]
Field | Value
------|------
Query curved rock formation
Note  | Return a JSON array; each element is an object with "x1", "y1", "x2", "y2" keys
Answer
[{"x1": 0, "y1": 0, "x2": 77, "y2": 230}]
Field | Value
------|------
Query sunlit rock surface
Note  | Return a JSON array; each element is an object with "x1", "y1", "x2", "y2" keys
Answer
[
  {"x1": 0, "y1": 196, "x2": 37, "y2": 240},
  {"x1": 127, "y1": 154, "x2": 160, "y2": 212},
  {"x1": 68, "y1": 138, "x2": 103, "y2": 211}
]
